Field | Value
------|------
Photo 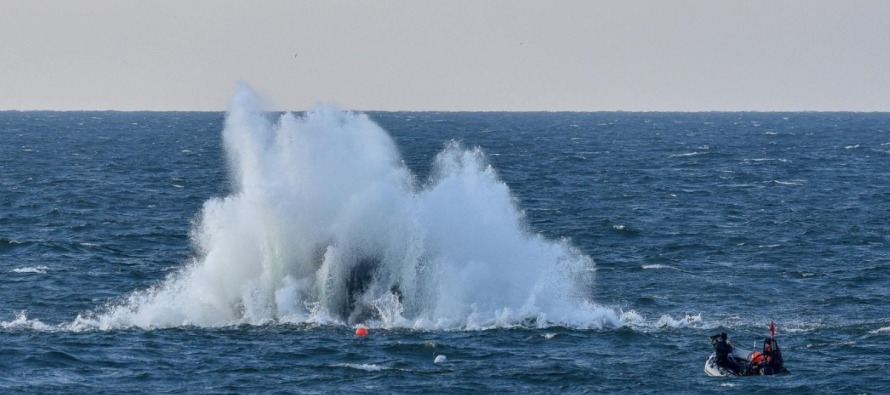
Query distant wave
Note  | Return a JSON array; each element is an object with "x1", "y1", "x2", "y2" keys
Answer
[
  {"x1": 655, "y1": 313, "x2": 703, "y2": 328},
  {"x1": 331, "y1": 363, "x2": 386, "y2": 372},
  {"x1": 10, "y1": 266, "x2": 48, "y2": 274},
  {"x1": 610, "y1": 224, "x2": 639, "y2": 236},
  {"x1": 772, "y1": 179, "x2": 805, "y2": 186},
  {"x1": 669, "y1": 152, "x2": 708, "y2": 158},
  {"x1": 0, "y1": 238, "x2": 30, "y2": 251},
  {"x1": 619, "y1": 311, "x2": 706, "y2": 330},
  {"x1": 742, "y1": 158, "x2": 790, "y2": 164},
  {"x1": 641, "y1": 264, "x2": 678, "y2": 271},
  {"x1": 870, "y1": 326, "x2": 890, "y2": 334}
]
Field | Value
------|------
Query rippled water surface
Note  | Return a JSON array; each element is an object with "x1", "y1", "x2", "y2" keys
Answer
[{"x1": 2, "y1": 108, "x2": 889, "y2": 393}]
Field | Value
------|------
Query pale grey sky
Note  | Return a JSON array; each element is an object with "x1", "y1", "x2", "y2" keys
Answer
[{"x1": 1, "y1": 0, "x2": 888, "y2": 111}]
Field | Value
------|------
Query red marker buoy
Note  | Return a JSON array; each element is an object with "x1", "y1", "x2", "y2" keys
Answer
[{"x1": 355, "y1": 327, "x2": 369, "y2": 337}]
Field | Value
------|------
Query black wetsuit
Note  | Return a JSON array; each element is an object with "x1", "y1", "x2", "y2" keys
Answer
[
  {"x1": 711, "y1": 336, "x2": 743, "y2": 374},
  {"x1": 768, "y1": 343, "x2": 787, "y2": 373}
]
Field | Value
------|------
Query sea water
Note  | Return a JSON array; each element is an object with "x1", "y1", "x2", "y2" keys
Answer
[{"x1": 2, "y1": 88, "x2": 889, "y2": 393}]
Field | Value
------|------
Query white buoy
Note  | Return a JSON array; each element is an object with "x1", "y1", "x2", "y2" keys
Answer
[{"x1": 434, "y1": 355, "x2": 447, "y2": 364}]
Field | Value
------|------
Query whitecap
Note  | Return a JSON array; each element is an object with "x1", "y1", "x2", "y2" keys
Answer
[
  {"x1": 773, "y1": 180, "x2": 805, "y2": 186},
  {"x1": 1, "y1": 311, "x2": 53, "y2": 331},
  {"x1": 869, "y1": 326, "x2": 890, "y2": 334},
  {"x1": 641, "y1": 264, "x2": 677, "y2": 270},
  {"x1": 780, "y1": 321, "x2": 828, "y2": 333},
  {"x1": 742, "y1": 158, "x2": 789, "y2": 163},
  {"x1": 333, "y1": 363, "x2": 385, "y2": 372},
  {"x1": 11, "y1": 266, "x2": 48, "y2": 274},
  {"x1": 669, "y1": 152, "x2": 706, "y2": 158},
  {"x1": 655, "y1": 313, "x2": 703, "y2": 329}
]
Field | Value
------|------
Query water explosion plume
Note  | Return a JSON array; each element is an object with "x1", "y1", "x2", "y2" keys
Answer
[{"x1": 76, "y1": 85, "x2": 615, "y2": 330}]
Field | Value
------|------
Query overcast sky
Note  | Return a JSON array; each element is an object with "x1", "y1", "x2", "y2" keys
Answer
[{"x1": 1, "y1": 0, "x2": 888, "y2": 111}]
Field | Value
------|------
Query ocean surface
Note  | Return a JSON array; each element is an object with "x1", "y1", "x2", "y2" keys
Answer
[{"x1": 2, "y1": 94, "x2": 889, "y2": 393}]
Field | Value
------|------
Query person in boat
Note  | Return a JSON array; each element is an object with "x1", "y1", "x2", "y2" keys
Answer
[
  {"x1": 766, "y1": 336, "x2": 787, "y2": 373},
  {"x1": 749, "y1": 337, "x2": 774, "y2": 375},
  {"x1": 710, "y1": 332, "x2": 743, "y2": 374},
  {"x1": 749, "y1": 336, "x2": 788, "y2": 375}
]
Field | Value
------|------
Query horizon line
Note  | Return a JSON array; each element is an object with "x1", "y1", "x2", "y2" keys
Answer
[{"x1": 3, "y1": 108, "x2": 890, "y2": 114}]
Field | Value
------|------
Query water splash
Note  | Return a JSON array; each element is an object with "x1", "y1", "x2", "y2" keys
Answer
[
  {"x1": 2, "y1": 311, "x2": 53, "y2": 331},
  {"x1": 73, "y1": 84, "x2": 611, "y2": 331}
]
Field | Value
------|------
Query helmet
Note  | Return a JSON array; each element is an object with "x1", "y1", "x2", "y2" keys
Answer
[{"x1": 720, "y1": 332, "x2": 727, "y2": 340}]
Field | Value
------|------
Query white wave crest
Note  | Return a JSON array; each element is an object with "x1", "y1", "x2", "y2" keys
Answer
[
  {"x1": 772, "y1": 179, "x2": 805, "y2": 186},
  {"x1": 1, "y1": 311, "x2": 53, "y2": 331},
  {"x1": 641, "y1": 264, "x2": 678, "y2": 270},
  {"x1": 11, "y1": 266, "x2": 49, "y2": 274},
  {"x1": 869, "y1": 326, "x2": 890, "y2": 334},
  {"x1": 332, "y1": 363, "x2": 386, "y2": 371},
  {"x1": 654, "y1": 313, "x2": 703, "y2": 328},
  {"x1": 669, "y1": 152, "x2": 706, "y2": 158}
]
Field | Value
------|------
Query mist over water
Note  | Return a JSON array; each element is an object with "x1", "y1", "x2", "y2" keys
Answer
[{"x1": 73, "y1": 85, "x2": 610, "y2": 330}]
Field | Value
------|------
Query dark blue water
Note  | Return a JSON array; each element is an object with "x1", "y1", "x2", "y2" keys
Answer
[{"x1": 2, "y1": 107, "x2": 889, "y2": 393}]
